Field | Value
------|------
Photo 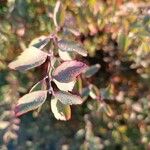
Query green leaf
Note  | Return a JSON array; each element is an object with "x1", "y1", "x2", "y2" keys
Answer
[
  {"x1": 51, "y1": 97, "x2": 71, "y2": 121},
  {"x1": 89, "y1": 85, "x2": 99, "y2": 99},
  {"x1": 53, "y1": 1, "x2": 66, "y2": 27},
  {"x1": 84, "y1": 64, "x2": 100, "y2": 78},
  {"x1": 15, "y1": 90, "x2": 47, "y2": 116},
  {"x1": 58, "y1": 39, "x2": 87, "y2": 56},
  {"x1": 29, "y1": 35, "x2": 49, "y2": 49},
  {"x1": 117, "y1": 32, "x2": 131, "y2": 51},
  {"x1": 54, "y1": 91, "x2": 83, "y2": 105},
  {"x1": 81, "y1": 87, "x2": 90, "y2": 100}
]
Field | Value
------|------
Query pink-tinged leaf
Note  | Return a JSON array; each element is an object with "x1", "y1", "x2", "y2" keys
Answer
[
  {"x1": 15, "y1": 90, "x2": 47, "y2": 117},
  {"x1": 8, "y1": 47, "x2": 48, "y2": 71},
  {"x1": 58, "y1": 39, "x2": 87, "y2": 56},
  {"x1": 51, "y1": 97, "x2": 71, "y2": 121},
  {"x1": 54, "y1": 91, "x2": 83, "y2": 105},
  {"x1": 53, "y1": 79, "x2": 76, "y2": 91},
  {"x1": 53, "y1": 60, "x2": 88, "y2": 83}
]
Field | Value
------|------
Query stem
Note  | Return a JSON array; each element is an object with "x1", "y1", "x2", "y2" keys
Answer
[{"x1": 47, "y1": 50, "x2": 54, "y2": 95}]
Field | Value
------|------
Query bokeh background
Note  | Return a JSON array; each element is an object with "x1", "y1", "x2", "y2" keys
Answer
[{"x1": 0, "y1": 0, "x2": 150, "y2": 149}]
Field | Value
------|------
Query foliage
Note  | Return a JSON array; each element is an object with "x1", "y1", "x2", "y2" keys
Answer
[{"x1": 0, "y1": 0, "x2": 150, "y2": 149}]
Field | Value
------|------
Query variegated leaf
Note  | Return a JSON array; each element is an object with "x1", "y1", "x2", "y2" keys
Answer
[
  {"x1": 89, "y1": 84, "x2": 99, "y2": 99},
  {"x1": 15, "y1": 90, "x2": 47, "y2": 116},
  {"x1": 29, "y1": 35, "x2": 49, "y2": 49},
  {"x1": 51, "y1": 97, "x2": 71, "y2": 121},
  {"x1": 84, "y1": 64, "x2": 100, "y2": 78},
  {"x1": 53, "y1": 79, "x2": 76, "y2": 91},
  {"x1": 8, "y1": 47, "x2": 48, "y2": 71},
  {"x1": 53, "y1": 60, "x2": 87, "y2": 83},
  {"x1": 54, "y1": 91, "x2": 83, "y2": 105},
  {"x1": 58, "y1": 39, "x2": 87, "y2": 56},
  {"x1": 58, "y1": 49, "x2": 74, "y2": 61}
]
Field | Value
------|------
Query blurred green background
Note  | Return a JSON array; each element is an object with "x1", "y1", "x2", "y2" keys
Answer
[{"x1": 0, "y1": 0, "x2": 150, "y2": 149}]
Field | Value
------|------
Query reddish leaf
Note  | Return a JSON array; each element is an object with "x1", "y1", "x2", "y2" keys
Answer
[
  {"x1": 8, "y1": 47, "x2": 48, "y2": 71},
  {"x1": 54, "y1": 91, "x2": 83, "y2": 105},
  {"x1": 15, "y1": 90, "x2": 47, "y2": 117},
  {"x1": 53, "y1": 60, "x2": 88, "y2": 83}
]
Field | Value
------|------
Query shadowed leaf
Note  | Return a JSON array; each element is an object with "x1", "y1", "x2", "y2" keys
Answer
[
  {"x1": 81, "y1": 87, "x2": 90, "y2": 100},
  {"x1": 54, "y1": 91, "x2": 83, "y2": 105},
  {"x1": 51, "y1": 97, "x2": 71, "y2": 121},
  {"x1": 8, "y1": 47, "x2": 48, "y2": 71},
  {"x1": 58, "y1": 39, "x2": 87, "y2": 56},
  {"x1": 53, "y1": 60, "x2": 88, "y2": 83},
  {"x1": 84, "y1": 64, "x2": 100, "y2": 78},
  {"x1": 15, "y1": 90, "x2": 47, "y2": 116}
]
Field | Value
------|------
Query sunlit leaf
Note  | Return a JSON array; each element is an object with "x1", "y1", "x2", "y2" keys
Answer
[
  {"x1": 8, "y1": 47, "x2": 48, "y2": 71},
  {"x1": 0, "y1": 121, "x2": 9, "y2": 129},
  {"x1": 58, "y1": 39, "x2": 87, "y2": 56},
  {"x1": 84, "y1": 64, "x2": 100, "y2": 78},
  {"x1": 53, "y1": 60, "x2": 88, "y2": 83},
  {"x1": 53, "y1": 79, "x2": 76, "y2": 91},
  {"x1": 54, "y1": 91, "x2": 83, "y2": 105},
  {"x1": 58, "y1": 49, "x2": 74, "y2": 61},
  {"x1": 15, "y1": 90, "x2": 47, "y2": 116},
  {"x1": 51, "y1": 97, "x2": 71, "y2": 121},
  {"x1": 29, "y1": 35, "x2": 49, "y2": 49}
]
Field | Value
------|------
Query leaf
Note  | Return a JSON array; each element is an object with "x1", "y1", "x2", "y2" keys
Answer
[
  {"x1": 54, "y1": 91, "x2": 83, "y2": 105},
  {"x1": 53, "y1": 1, "x2": 65, "y2": 27},
  {"x1": 53, "y1": 60, "x2": 88, "y2": 83},
  {"x1": 15, "y1": 90, "x2": 47, "y2": 117},
  {"x1": 53, "y1": 1, "x2": 61, "y2": 27},
  {"x1": 101, "y1": 103, "x2": 114, "y2": 117},
  {"x1": 8, "y1": 47, "x2": 48, "y2": 71},
  {"x1": 81, "y1": 87, "x2": 90, "y2": 100},
  {"x1": 51, "y1": 97, "x2": 71, "y2": 121},
  {"x1": 58, "y1": 39, "x2": 87, "y2": 56},
  {"x1": 117, "y1": 32, "x2": 131, "y2": 51},
  {"x1": 29, "y1": 36, "x2": 49, "y2": 49},
  {"x1": 84, "y1": 64, "x2": 100, "y2": 78},
  {"x1": 58, "y1": 49, "x2": 74, "y2": 61},
  {"x1": 53, "y1": 79, "x2": 76, "y2": 91},
  {"x1": 89, "y1": 84, "x2": 100, "y2": 99}
]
